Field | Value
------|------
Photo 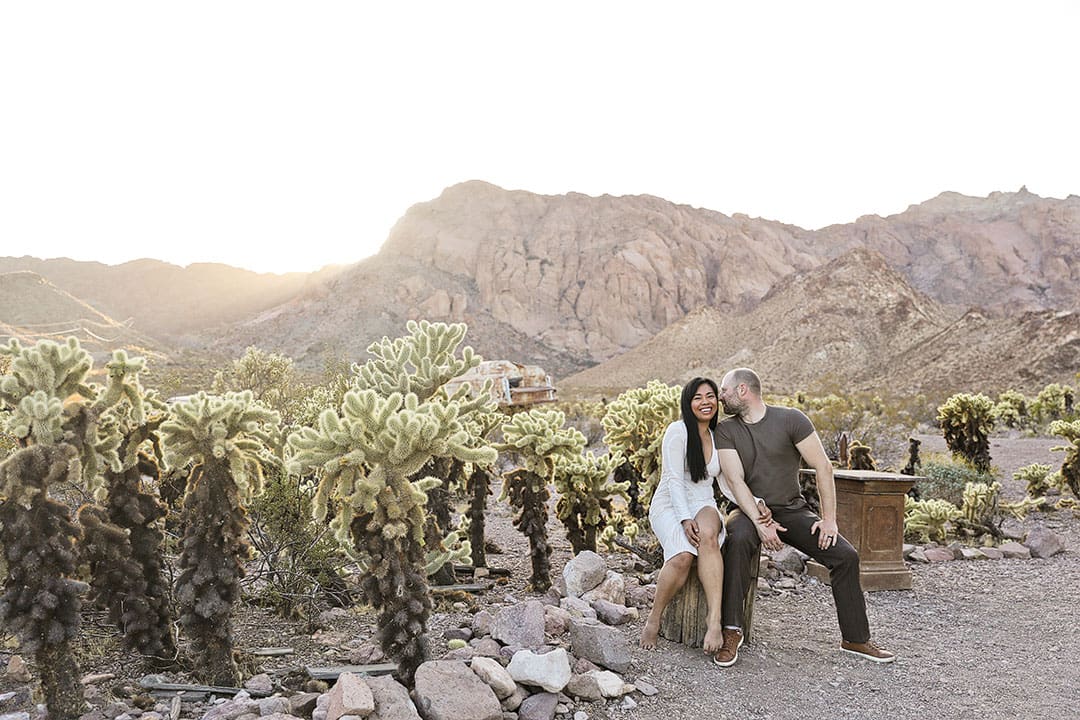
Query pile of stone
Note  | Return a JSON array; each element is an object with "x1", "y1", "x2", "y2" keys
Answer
[{"x1": 904, "y1": 525, "x2": 1066, "y2": 563}]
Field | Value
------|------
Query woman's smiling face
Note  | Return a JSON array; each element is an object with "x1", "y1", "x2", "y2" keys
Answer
[{"x1": 690, "y1": 382, "x2": 718, "y2": 423}]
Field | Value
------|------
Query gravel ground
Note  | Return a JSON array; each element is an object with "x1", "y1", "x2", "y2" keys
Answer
[{"x1": 6, "y1": 436, "x2": 1076, "y2": 720}]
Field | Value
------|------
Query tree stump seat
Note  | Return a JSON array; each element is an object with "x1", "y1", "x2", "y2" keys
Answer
[{"x1": 659, "y1": 553, "x2": 761, "y2": 647}]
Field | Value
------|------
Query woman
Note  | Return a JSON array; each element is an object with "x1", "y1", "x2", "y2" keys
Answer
[{"x1": 639, "y1": 377, "x2": 749, "y2": 655}]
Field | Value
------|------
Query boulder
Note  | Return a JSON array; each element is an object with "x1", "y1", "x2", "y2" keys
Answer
[
  {"x1": 492, "y1": 601, "x2": 547, "y2": 649},
  {"x1": 472, "y1": 611, "x2": 494, "y2": 637},
  {"x1": 923, "y1": 547, "x2": 954, "y2": 563},
  {"x1": 769, "y1": 546, "x2": 807, "y2": 575},
  {"x1": 563, "y1": 551, "x2": 607, "y2": 597},
  {"x1": 979, "y1": 547, "x2": 1004, "y2": 560},
  {"x1": 244, "y1": 674, "x2": 274, "y2": 696},
  {"x1": 543, "y1": 605, "x2": 572, "y2": 636},
  {"x1": 999, "y1": 541, "x2": 1032, "y2": 560},
  {"x1": 1025, "y1": 527, "x2": 1065, "y2": 558},
  {"x1": 257, "y1": 697, "x2": 291, "y2": 716},
  {"x1": 559, "y1": 597, "x2": 597, "y2": 621},
  {"x1": 563, "y1": 674, "x2": 603, "y2": 702},
  {"x1": 517, "y1": 692, "x2": 558, "y2": 720},
  {"x1": 327, "y1": 673, "x2": 375, "y2": 720},
  {"x1": 412, "y1": 661, "x2": 501, "y2": 720},
  {"x1": 470, "y1": 657, "x2": 517, "y2": 700},
  {"x1": 366, "y1": 674, "x2": 420, "y2": 720},
  {"x1": 580, "y1": 571, "x2": 625, "y2": 606},
  {"x1": 569, "y1": 620, "x2": 632, "y2": 673},
  {"x1": 506, "y1": 648, "x2": 572, "y2": 693},
  {"x1": 589, "y1": 600, "x2": 637, "y2": 626}
]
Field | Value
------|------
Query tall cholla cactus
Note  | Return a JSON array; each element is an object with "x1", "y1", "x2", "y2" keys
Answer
[
  {"x1": 78, "y1": 350, "x2": 176, "y2": 666},
  {"x1": 289, "y1": 321, "x2": 496, "y2": 686},
  {"x1": 554, "y1": 450, "x2": 627, "y2": 554},
  {"x1": 160, "y1": 391, "x2": 280, "y2": 685},
  {"x1": 0, "y1": 338, "x2": 101, "y2": 719},
  {"x1": 497, "y1": 408, "x2": 585, "y2": 590},
  {"x1": 461, "y1": 406, "x2": 503, "y2": 569},
  {"x1": 937, "y1": 393, "x2": 996, "y2": 472},
  {"x1": 601, "y1": 380, "x2": 679, "y2": 517}
]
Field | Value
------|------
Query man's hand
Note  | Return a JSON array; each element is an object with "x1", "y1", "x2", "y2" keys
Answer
[
  {"x1": 811, "y1": 517, "x2": 840, "y2": 550},
  {"x1": 755, "y1": 499, "x2": 773, "y2": 526},
  {"x1": 682, "y1": 518, "x2": 700, "y2": 548},
  {"x1": 756, "y1": 519, "x2": 786, "y2": 551}
]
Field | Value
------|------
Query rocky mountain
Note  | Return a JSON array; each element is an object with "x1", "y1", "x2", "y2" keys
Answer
[
  {"x1": 0, "y1": 256, "x2": 345, "y2": 339},
  {"x1": 0, "y1": 271, "x2": 160, "y2": 358}
]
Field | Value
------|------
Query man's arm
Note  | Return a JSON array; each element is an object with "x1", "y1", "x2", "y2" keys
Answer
[
  {"x1": 716, "y1": 448, "x2": 786, "y2": 551},
  {"x1": 795, "y1": 431, "x2": 839, "y2": 549}
]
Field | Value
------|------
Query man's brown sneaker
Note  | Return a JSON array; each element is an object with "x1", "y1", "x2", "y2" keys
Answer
[
  {"x1": 713, "y1": 628, "x2": 743, "y2": 667},
  {"x1": 841, "y1": 640, "x2": 896, "y2": 663}
]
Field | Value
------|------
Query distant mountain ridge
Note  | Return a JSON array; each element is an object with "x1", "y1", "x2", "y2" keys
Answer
[{"x1": 3, "y1": 182, "x2": 1080, "y2": 395}]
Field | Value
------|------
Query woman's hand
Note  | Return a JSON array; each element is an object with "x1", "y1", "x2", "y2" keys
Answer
[{"x1": 682, "y1": 518, "x2": 700, "y2": 548}]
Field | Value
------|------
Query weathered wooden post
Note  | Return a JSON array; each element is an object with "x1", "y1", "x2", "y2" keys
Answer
[
  {"x1": 802, "y1": 469, "x2": 919, "y2": 591},
  {"x1": 659, "y1": 555, "x2": 760, "y2": 646}
]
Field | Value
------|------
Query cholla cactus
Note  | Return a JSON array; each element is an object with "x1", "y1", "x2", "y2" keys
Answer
[
  {"x1": 160, "y1": 391, "x2": 279, "y2": 685},
  {"x1": 1032, "y1": 383, "x2": 1075, "y2": 425},
  {"x1": 554, "y1": 450, "x2": 627, "y2": 554},
  {"x1": 903, "y1": 496, "x2": 960, "y2": 543},
  {"x1": 1050, "y1": 419, "x2": 1080, "y2": 498},
  {"x1": 600, "y1": 381, "x2": 679, "y2": 517},
  {"x1": 999, "y1": 495, "x2": 1045, "y2": 520},
  {"x1": 1013, "y1": 463, "x2": 1054, "y2": 498},
  {"x1": 847, "y1": 440, "x2": 877, "y2": 470},
  {"x1": 993, "y1": 390, "x2": 1029, "y2": 429},
  {"x1": 78, "y1": 350, "x2": 176, "y2": 666},
  {"x1": 460, "y1": 406, "x2": 503, "y2": 569},
  {"x1": 0, "y1": 338, "x2": 99, "y2": 719},
  {"x1": 961, "y1": 481, "x2": 1000, "y2": 526},
  {"x1": 289, "y1": 321, "x2": 496, "y2": 686},
  {"x1": 937, "y1": 393, "x2": 995, "y2": 472},
  {"x1": 497, "y1": 408, "x2": 585, "y2": 590}
]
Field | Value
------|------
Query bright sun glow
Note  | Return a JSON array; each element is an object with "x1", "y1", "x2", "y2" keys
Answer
[{"x1": 2, "y1": 1, "x2": 1078, "y2": 274}]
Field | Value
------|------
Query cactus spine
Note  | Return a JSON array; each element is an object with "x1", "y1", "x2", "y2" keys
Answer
[
  {"x1": 160, "y1": 391, "x2": 280, "y2": 685},
  {"x1": 289, "y1": 321, "x2": 496, "y2": 685}
]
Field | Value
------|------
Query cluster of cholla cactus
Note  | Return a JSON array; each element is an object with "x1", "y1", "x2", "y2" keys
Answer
[
  {"x1": 600, "y1": 380, "x2": 679, "y2": 518},
  {"x1": 160, "y1": 391, "x2": 280, "y2": 686},
  {"x1": 937, "y1": 392, "x2": 996, "y2": 471},
  {"x1": 903, "y1": 495, "x2": 960, "y2": 542},
  {"x1": 78, "y1": 351, "x2": 176, "y2": 666},
  {"x1": 1050, "y1": 419, "x2": 1080, "y2": 498},
  {"x1": 497, "y1": 408, "x2": 585, "y2": 590},
  {"x1": 1014, "y1": 463, "x2": 1055, "y2": 498},
  {"x1": 0, "y1": 338, "x2": 103, "y2": 719},
  {"x1": 553, "y1": 450, "x2": 628, "y2": 554},
  {"x1": 289, "y1": 320, "x2": 495, "y2": 686}
]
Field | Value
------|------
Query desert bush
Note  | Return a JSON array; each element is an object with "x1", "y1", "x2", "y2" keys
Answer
[
  {"x1": 937, "y1": 392, "x2": 995, "y2": 471},
  {"x1": 1013, "y1": 463, "x2": 1054, "y2": 498},
  {"x1": 916, "y1": 453, "x2": 996, "y2": 506},
  {"x1": 213, "y1": 346, "x2": 313, "y2": 427}
]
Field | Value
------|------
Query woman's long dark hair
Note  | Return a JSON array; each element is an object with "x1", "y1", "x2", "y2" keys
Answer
[{"x1": 681, "y1": 377, "x2": 718, "y2": 483}]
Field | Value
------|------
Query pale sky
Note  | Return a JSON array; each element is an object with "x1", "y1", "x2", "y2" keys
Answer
[{"x1": 2, "y1": 2, "x2": 1078, "y2": 274}]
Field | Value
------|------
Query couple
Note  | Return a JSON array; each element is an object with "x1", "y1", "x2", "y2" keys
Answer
[{"x1": 638, "y1": 368, "x2": 895, "y2": 666}]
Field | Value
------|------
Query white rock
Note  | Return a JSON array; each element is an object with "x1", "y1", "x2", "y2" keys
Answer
[
  {"x1": 506, "y1": 648, "x2": 572, "y2": 693},
  {"x1": 471, "y1": 656, "x2": 517, "y2": 699},
  {"x1": 563, "y1": 551, "x2": 607, "y2": 597}
]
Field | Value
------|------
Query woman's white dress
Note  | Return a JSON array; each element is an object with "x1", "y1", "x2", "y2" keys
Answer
[{"x1": 649, "y1": 421, "x2": 738, "y2": 564}]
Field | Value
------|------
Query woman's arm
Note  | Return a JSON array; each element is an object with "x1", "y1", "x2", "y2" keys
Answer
[{"x1": 660, "y1": 423, "x2": 692, "y2": 522}]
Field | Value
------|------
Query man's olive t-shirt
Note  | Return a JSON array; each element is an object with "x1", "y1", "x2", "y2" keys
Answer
[{"x1": 714, "y1": 405, "x2": 816, "y2": 511}]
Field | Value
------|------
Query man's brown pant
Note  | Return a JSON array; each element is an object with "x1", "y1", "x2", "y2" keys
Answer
[{"x1": 721, "y1": 505, "x2": 871, "y2": 643}]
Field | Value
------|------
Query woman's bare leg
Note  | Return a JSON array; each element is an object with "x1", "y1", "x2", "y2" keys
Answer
[
  {"x1": 640, "y1": 551, "x2": 694, "y2": 649},
  {"x1": 695, "y1": 506, "x2": 726, "y2": 654}
]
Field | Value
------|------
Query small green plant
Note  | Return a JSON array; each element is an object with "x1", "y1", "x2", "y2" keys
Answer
[
  {"x1": 937, "y1": 392, "x2": 995, "y2": 471},
  {"x1": 904, "y1": 495, "x2": 960, "y2": 543},
  {"x1": 1013, "y1": 463, "x2": 1054, "y2": 498}
]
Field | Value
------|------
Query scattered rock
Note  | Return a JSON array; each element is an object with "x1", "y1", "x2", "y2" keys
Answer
[
  {"x1": 445, "y1": 627, "x2": 473, "y2": 642},
  {"x1": 506, "y1": 648, "x2": 572, "y2": 693},
  {"x1": 564, "y1": 674, "x2": 603, "y2": 702},
  {"x1": 620, "y1": 696, "x2": 637, "y2": 710},
  {"x1": 81, "y1": 673, "x2": 116, "y2": 685},
  {"x1": 960, "y1": 548, "x2": 985, "y2": 560},
  {"x1": 413, "y1": 660, "x2": 501, "y2": 720},
  {"x1": 517, "y1": 692, "x2": 558, "y2": 720},
  {"x1": 908, "y1": 548, "x2": 929, "y2": 563},
  {"x1": 559, "y1": 597, "x2": 597, "y2": 621},
  {"x1": 979, "y1": 547, "x2": 1004, "y2": 560},
  {"x1": 289, "y1": 692, "x2": 322, "y2": 718},
  {"x1": 634, "y1": 679, "x2": 659, "y2": 696},
  {"x1": 1025, "y1": 526, "x2": 1065, "y2": 558},
  {"x1": 244, "y1": 674, "x2": 274, "y2": 696},
  {"x1": 366, "y1": 674, "x2": 420, "y2": 720},
  {"x1": 326, "y1": 672, "x2": 375, "y2": 720},
  {"x1": 500, "y1": 684, "x2": 529, "y2": 712},
  {"x1": 472, "y1": 638, "x2": 503, "y2": 657},
  {"x1": 624, "y1": 584, "x2": 654, "y2": 610},
  {"x1": 473, "y1": 611, "x2": 495, "y2": 637},
  {"x1": 769, "y1": 546, "x2": 807, "y2": 574},
  {"x1": 471, "y1": 657, "x2": 517, "y2": 700},
  {"x1": 999, "y1": 541, "x2": 1032, "y2": 560},
  {"x1": 902, "y1": 544, "x2": 917, "y2": 559},
  {"x1": 569, "y1": 620, "x2": 631, "y2": 672},
  {"x1": 201, "y1": 694, "x2": 260, "y2": 720},
  {"x1": 574, "y1": 713, "x2": 588, "y2": 720},
  {"x1": 347, "y1": 643, "x2": 386, "y2": 665},
  {"x1": 544, "y1": 605, "x2": 572, "y2": 636},
  {"x1": 775, "y1": 577, "x2": 798, "y2": 590},
  {"x1": 492, "y1": 601, "x2": 547, "y2": 649},
  {"x1": 923, "y1": 547, "x2": 955, "y2": 563},
  {"x1": 580, "y1": 571, "x2": 625, "y2": 606},
  {"x1": 257, "y1": 696, "x2": 291, "y2": 716},
  {"x1": 590, "y1": 599, "x2": 637, "y2": 626},
  {"x1": 588, "y1": 671, "x2": 628, "y2": 698},
  {"x1": 572, "y1": 658, "x2": 600, "y2": 675},
  {"x1": 5, "y1": 656, "x2": 31, "y2": 683},
  {"x1": 563, "y1": 551, "x2": 607, "y2": 598}
]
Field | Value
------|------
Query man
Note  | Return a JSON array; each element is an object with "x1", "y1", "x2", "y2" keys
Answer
[{"x1": 711, "y1": 367, "x2": 895, "y2": 666}]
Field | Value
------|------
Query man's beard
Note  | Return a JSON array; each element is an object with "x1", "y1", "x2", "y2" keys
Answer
[{"x1": 721, "y1": 398, "x2": 744, "y2": 416}]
